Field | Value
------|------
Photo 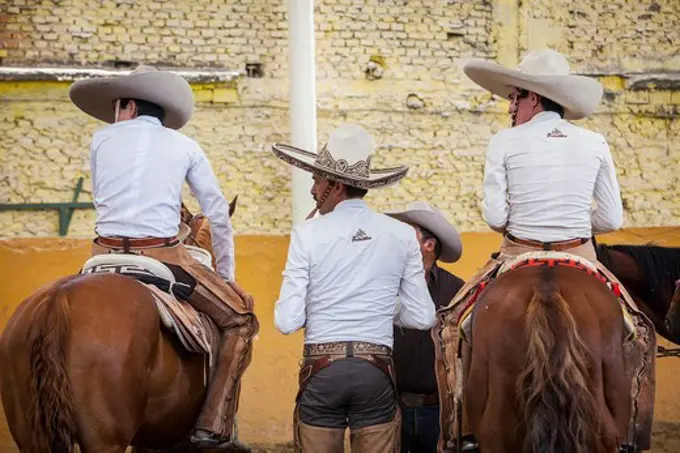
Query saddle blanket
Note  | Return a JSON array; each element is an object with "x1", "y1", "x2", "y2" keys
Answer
[
  {"x1": 81, "y1": 253, "x2": 219, "y2": 381},
  {"x1": 457, "y1": 251, "x2": 636, "y2": 343}
]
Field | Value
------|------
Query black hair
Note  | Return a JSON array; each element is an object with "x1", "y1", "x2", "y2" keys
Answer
[
  {"x1": 345, "y1": 185, "x2": 368, "y2": 199},
  {"x1": 119, "y1": 98, "x2": 166, "y2": 123},
  {"x1": 517, "y1": 89, "x2": 565, "y2": 118},
  {"x1": 420, "y1": 226, "x2": 442, "y2": 259}
]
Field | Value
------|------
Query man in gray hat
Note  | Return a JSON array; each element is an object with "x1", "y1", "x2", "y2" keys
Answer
[
  {"x1": 387, "y1": 201, "x2": 466, "y2": 453},
  {"x1": 69, "y1": 65, "x2": 258, "y2": 450}
]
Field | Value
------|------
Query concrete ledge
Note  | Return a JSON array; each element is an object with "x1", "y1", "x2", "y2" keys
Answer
[
  {"x1": 0, "y1": 66, "x2": 243, "y2": 83},
  {"x1": 627, "y1": 73, "x2": 680, "y2": 91},
  {"x1": 566, "y1": 71, "x2": 680, "y2": 91}
]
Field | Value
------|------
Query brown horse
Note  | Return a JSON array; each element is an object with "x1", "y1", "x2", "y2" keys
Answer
[
  {"x1": 0, "y1": 198, "x2": 241, "y2": 453},
  {"x1": 596, "y1": 243, "x2": 680, "y2": 344},
  {"x1": 464, "y1": 264, "x2": 631, "y2": 453},
  {"x1": 668, "y1": 281, "x2": 680, "y2": 340},
  {"x1": 180, "y1": 196, "x2": 238, "y2": 272}
]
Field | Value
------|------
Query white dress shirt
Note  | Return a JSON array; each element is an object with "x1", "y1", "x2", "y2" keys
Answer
[
  {"x1": 274, "y1": 199, "x2": 436, "y2": 348},
  {"x1": 483, "y1": 111, "x2": 624, "y2": 242},
  {"x1": 90, "y1": 115, "x2": 235, "y2": 281}
]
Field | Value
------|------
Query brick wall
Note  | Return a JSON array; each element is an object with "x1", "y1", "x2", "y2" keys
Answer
[
  {"x1": 519, "y1": 0, "x2": 680, "y2": 73},
  {"x1": 1, "y1": 0, "x2": 495, "y2": 77},
  {"x1": 0, "y1": 0, "x2": 678, "y2": 237}
]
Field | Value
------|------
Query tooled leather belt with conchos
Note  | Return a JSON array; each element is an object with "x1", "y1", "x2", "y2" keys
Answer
[
  {"x1": 303, "y1": 341, "x2": 392, "y2": 357},
  {"x1": 296, "y1": 341, "x2": 395, "y2": 401}
]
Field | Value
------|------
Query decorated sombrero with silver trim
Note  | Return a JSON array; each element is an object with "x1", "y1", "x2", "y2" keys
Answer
[{"x1": 272, "y1": 124, "x2": 408, "y2": 189}]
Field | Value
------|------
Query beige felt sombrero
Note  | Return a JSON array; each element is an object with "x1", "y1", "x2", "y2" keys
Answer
[
  {"x1": 387, "y1": 201, "x2": 463, "y2": 263},
  {"x1": 272, "y1": 124, "x2": 408, "y2": 190},
  {"x1": 463, "y1": 49, "x2": 603, "y2": 120},
  {"x1": 69, "y1": 65, "x2": 194, "y2": 130}
]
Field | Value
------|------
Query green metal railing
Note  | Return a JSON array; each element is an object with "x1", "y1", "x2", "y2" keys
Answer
[{"x1": 0, "y1": 177, "x2": 94, "y2": 236}]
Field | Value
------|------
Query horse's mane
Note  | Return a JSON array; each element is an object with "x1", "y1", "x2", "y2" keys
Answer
[{"x1": 596, "y1": 242, "x2": 680, "y2": 299}]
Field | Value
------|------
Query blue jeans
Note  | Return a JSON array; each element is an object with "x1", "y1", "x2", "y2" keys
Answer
[{"x1": 400, "y1": 404, "x2": 440, "y2": 453}]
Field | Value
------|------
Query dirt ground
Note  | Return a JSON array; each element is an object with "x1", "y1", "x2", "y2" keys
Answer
[
  {"x1": 1, "y1": 397, "x2": 680, "y2": 452},
  {"x1": 651, "y1": 421, "x2": 680, "y2": 452},
  {"x1": 245, "y1": 421, "x2": 680, "y2": 452},
  {"x1": 249, "y1": 422, "x2": 680, "y2": 452}
]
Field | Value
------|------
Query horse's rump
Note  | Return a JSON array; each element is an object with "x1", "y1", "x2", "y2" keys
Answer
[
  {"x1": 1, "y1": 273, "x2": 162, "y2": 452},
  {"x1": 0, "y1": 272, "x2": 212, "y2": 452},
  {"x1": 467, "y1": 264, "x2": 630, "y2": 453}
]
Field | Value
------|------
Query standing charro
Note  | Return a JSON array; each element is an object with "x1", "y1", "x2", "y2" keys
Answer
[
  {"x1": 432, "y1": 50, "x2": 656, "y2": 451},
  {"x1": 386, "y1": 202, "x2": 465, "y2": 453},
  {"x1": 273, "y1": 124, "x2": 437, "y2": 453},
  {"x1": 69, "y1": 65, "x2": 259, "y2": 450}
]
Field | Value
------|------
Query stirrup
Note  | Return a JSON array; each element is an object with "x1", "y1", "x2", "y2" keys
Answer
[
  {"x1": 457, "y1": 434, "x2": 480, "y2": 453},
  {"x1": 190, "y1": 429, "x2": 251, "y2": 452}
]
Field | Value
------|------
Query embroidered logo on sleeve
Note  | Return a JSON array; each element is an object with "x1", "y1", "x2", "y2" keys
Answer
[
  {"x1": 352, "y1": 229, "x2": 372, "y2": 242},
  {"x1": 547, "y1": 128, "x2": 567, "y2": 138}
]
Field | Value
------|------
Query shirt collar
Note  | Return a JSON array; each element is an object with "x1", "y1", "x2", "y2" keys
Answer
[
  {"x1": 428, "y1": 262, "x2": 441, "y2": 283},
  {"x1": 135, "y1": 115, "x2": 162, "y2": 126},
  {"x1": 334, "y1": 198, "x2": 368, "y2": 212},
  {"x1": 529, "y1": 111, "x2": 561, "y2": 124}
]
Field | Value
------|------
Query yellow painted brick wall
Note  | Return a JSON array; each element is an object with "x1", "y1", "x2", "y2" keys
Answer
[
  {"x1": 519, "y1": 0, "x2": 680, "y2": 72},
  {"x1": 0, "y1": 0, "x2": 678, "y2": 237},
  {"x1": 0, "y1": 0, "x2": 494, "y2": 78}
]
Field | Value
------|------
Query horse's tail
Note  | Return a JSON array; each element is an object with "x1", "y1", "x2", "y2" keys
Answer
[
  {"x1": 26, "y1": 285, "x2": 78, "y2": 453},
  {"x1": 517, "y1": 269, "x2": 599, "y2": 453}
]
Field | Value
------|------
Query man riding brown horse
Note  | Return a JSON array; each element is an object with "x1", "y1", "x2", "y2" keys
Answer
[
  {"x1": 68, "y1": 65, "x2": 258, "y2": 449},
  {"x1": 433, "y1": 49, "x2": 656, "y2": 452}
]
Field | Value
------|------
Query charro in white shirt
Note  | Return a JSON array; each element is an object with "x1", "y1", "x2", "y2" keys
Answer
[
  {"x1": 274, "y1": 199, "x2": 436, "y2": 348},
  {"x1": 90, "y1": 115, "x2": 236, "y2": 281},
  {"x1": 483, "y1": 111, "x2": 624, "y2": 242}
]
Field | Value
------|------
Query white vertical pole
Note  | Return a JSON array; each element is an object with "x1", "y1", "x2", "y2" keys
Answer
[{"x1": 288, "y1": 0, "x2": 317, "y2": 226}]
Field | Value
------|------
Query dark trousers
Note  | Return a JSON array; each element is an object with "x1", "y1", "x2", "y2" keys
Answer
[
  {"x1": 400, "y1": 404, "x2": 440, "y2": 453},
  {"x1": 298, "y1": 357, "x2": 396, "y2": 428}
]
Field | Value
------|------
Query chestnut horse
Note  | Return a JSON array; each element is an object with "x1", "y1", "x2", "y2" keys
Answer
[
  {"x1": 465, "y1": 264, "x2": 631, "y2": 453},
  {"x1": 0, "y1": 198, "x2": 241, "y2": 453},
  {"x1": 596, "y1": 243, "x2": 680, "y2": 344}
]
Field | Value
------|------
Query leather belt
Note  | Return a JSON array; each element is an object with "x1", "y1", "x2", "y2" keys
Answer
[
  {"x1": 303, "y1": 341, "x2": 392, "y2": 357},
  {"x1": 505, "y1": 233, "x2": 589, "y2": 251},
  {"x1": 95, "y1": 235, "x2": 179, "y2": 252},
  {"x1": 297, "y1": 341, "x2": 394, "y2": 402},
  {"x1": 399, "y1": 392, "x2": 439, "y2": 407}
]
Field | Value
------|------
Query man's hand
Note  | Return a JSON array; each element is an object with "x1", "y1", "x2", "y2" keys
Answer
[{"x1": 228, "y1": 280, "x2": 255, "y2": 311}]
